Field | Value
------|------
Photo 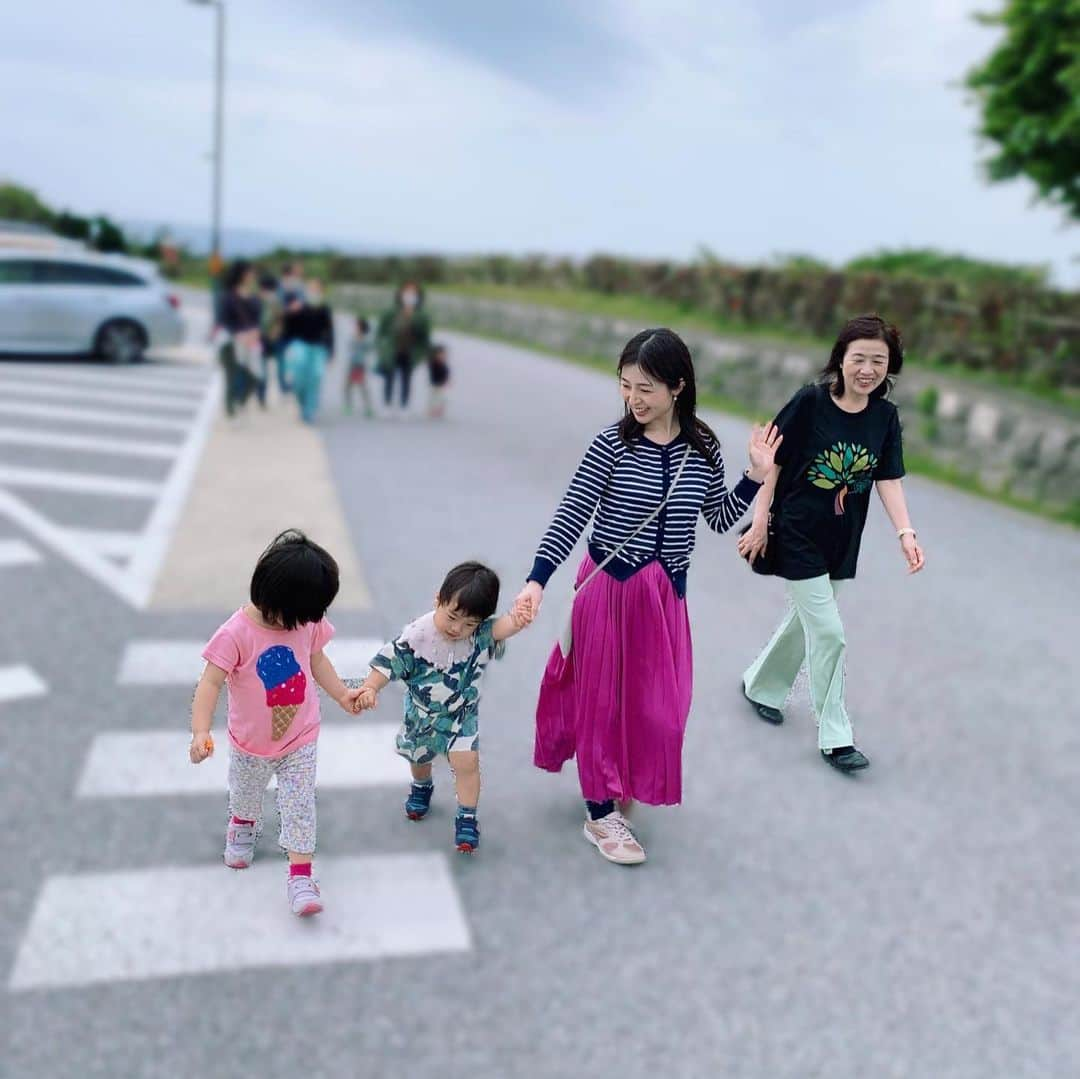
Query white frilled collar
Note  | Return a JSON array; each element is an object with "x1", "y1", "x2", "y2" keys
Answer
[{"x1": 399, "y1": 611, "x2": 473, "y2": 671}]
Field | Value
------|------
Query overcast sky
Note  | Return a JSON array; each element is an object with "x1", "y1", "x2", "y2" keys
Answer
[{"x1": 2, "y1": 0, "x2": 1077, "y2": 285}]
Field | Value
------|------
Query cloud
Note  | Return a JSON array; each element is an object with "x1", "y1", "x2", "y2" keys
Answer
[{"x1": 1, "y1": 0, "x2": 1075, "y2": 284}]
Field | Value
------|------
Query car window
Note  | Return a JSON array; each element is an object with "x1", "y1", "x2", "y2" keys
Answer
[
  {"x1": 0, "y1": 260, "x2": 37, "y2": 285},
  {"x1": 34, "y1": 262, "x2": 145, "y2": 287}
]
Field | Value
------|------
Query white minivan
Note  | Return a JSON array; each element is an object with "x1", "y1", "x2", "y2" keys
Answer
[{"x1": 0, "y1": 250, "x2": 185, "y2": 363}]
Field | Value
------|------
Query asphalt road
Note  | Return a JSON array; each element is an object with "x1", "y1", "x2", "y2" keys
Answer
[{"x1": 1, "y1": 302, "x2": 1077, "y2": 1079}]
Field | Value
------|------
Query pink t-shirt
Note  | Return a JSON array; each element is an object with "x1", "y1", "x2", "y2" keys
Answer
[{"x1": 202, "y1": 608, "x2": 334, "y2": 758}]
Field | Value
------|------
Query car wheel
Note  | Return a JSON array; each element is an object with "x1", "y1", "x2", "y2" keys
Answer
[{"x1": 95, "y1": 319, "x2": 147, "y2": 365}]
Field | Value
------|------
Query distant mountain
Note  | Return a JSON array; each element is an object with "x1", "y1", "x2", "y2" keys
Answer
[{"x1": 123, "y1": 218, "x2": 395, "y2": 257}]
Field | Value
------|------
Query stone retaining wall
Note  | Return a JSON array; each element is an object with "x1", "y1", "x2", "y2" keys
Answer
[{"x1": 338, "y1": 285, "x2": 1080, "y2": 514}]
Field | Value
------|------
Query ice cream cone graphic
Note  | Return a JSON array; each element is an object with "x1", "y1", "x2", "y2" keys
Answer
[{"x1": 256, "y1": 646, "x2": 307, "y2": 741}]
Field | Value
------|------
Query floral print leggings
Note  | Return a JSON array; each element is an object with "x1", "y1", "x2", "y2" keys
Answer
[{"x1": 228, "y1": 741, "x2": 318, "y2": 854}]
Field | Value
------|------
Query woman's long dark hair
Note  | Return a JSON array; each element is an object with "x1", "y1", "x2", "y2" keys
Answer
[
  {"x1": 819, "y1": 314, "x2": 904, "y2": 399},
  {"x1": 616, "y1": 328, "x2": 721, "y2": 465},
  {"x1": 224, "y1": 259, "x2": 252, "y2": 294}
]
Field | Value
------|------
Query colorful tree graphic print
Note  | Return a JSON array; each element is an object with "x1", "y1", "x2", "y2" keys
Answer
[{"x1": 806, "y1": 442, "x2": 878, "y2": 515}]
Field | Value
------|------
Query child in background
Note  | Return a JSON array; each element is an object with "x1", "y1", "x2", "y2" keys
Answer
[
  {"x1": 189, "y1": 530, "x2": 362, "y2": 916},
  {"x1": 355, "y1": 562, "x2": 534, "y2": 853},
  {"x1": 427, "y1": 343, "x2": 451, "y2": 419},
  {"x1": 345, "y1": 316, "x2": 375, "y2": 418}
]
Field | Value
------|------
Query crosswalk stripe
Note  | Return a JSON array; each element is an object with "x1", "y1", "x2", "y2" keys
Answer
[
  {"x1": 324, "y1": 637, "x2": 381, "y2": 674},
  {"x1": 0, "y1": 379, "x2": 204, "y2": 412},
  {"x1": 63, "y1": 529, "x2": 141, "y2": 558},
  {"x1": 0, "y1": 465, "x2": 161, "y2": 498},
  {"x1": 0, "y1": 426, "x2": 180, "y2": 459},
  {"x1": 0, "y1": 538, "x2": 40, "y2": 567},
  {"x1": 0, "y1": 664, "x2": 48, "y2": 703},
  {"x1": 8, "y1": 853, "x2": 471, "y2": 991},
  {"x1": 118, "y1": 637, "x2": 383, "y2": 685},
  {"x1": 75, "y1": 723, "x2": 405, "y2": 796},
  {"x1": 0, "y1": 400, "x2": 191, "y2": 432},
  {"x1": 0, "y1": 362, "x2": 208, "y2": 392}
]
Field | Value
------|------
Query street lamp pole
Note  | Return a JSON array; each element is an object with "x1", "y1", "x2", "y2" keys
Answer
[{"x1": 190, "y1": 0, "x2": 226, "y2": 277}]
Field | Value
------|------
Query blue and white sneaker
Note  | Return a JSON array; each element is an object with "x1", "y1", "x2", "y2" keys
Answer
[
  {"x1": 405, "y1": 781, "x2": 434, "y2": 821},
  {"x1": 454, "y1": 813, "x2": 480, "y2": 854}
]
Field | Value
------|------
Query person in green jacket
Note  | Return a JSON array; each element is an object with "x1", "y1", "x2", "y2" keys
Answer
[{"x1": 375, "y1": 281, "x2": 432, "y2": 414}]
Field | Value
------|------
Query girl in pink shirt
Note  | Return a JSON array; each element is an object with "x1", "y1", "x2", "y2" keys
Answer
[{"x1": 188, "y1": 529, "x2": 361, "y2": 916}]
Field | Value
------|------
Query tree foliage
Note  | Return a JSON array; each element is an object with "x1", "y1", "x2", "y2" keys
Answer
[{"x1": 966, "y1": 0, "x2": 1080, "y2": 218}]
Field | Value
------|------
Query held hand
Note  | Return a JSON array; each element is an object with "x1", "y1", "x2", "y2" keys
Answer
[
  {"x1": 510, "y1": 596, "x2": 535, "y2": 629},
  {"x1": 901, "y1": 534, "x2": 925, "y2": 574},
  {"x1": 189, "y1": 731, "x2": 214, "y2": 764},
  {"x1": 737, "y1": 521, "x2": 768, "y2": 564},
  {"x1": 357, "y1": 687, "x2": 379, "y2": 712},
  {"x1": 516, "y1": 580, "x2": 544, "y2": 617},
  {"x1": 339, "y1": 687, "x2": 363, "y2": 714},
  {"x1": 747, "y1": 423, "x2": 782, "y2": 479}
]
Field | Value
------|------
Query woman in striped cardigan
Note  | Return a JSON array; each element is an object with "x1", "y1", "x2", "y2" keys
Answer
[{"x1": 517, "y1": 328, "x2": 781, "y2": 865}]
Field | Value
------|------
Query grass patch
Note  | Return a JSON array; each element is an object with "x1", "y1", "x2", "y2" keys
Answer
[
  {"x1": 429, "y1": 283, "x2": 1080, "y2": 415},
  {"x1": 429, "y1": 282, "x2": 825, "y2": 352},
  {"x1": 409, "y1": 308, "x2": 1078, "y2": 530}
]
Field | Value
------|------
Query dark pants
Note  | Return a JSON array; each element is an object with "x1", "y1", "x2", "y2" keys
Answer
[
  {"x1": 381, "y1": 353, "x2": 413, "y2": 408},
  {"x1": 219, "y1": 343, "x2": 255, "y2": 416}
]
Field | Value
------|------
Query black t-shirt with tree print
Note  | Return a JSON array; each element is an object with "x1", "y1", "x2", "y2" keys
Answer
[{"x1": 770, "y1": 384, "x2": 904, "y2": 581}]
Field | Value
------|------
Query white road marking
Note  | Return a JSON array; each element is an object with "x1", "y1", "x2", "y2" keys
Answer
[
  {"x1": 0, "y1": 426, "x2": 180, "y2": 459},
  {"x1": 8, "y1": 853, "x2": 471, "y2": 991},
  {"x1": 0, "y1": 538, "x2": 40, "y2": 567},
  {"x1": 118, "y1": 637, "x2": 383, "y2": 685},
  {"x1": 0, "y1": 664, "x2": 48, "y2": 703},
  {"x1": 0, "y1": 363, "x2": 207, "y2": 392},
  {"x1": 0, "y1": 379, "x2": 203, "y2": 412},
  {"x1": 124, "y1": 369, "x2": 222, "y2": 607},
  {"x1": 0, "y1": 400, "x2": 190, "y2": 432},
  {"x1": 0, "y1": 372, "x2": 221, "y2": 608},
  {"x1": 75, "y1": 723, "x2": 404, "y2": 797},
  {"x1": 0, "y1": 488, "x2": 137, "y2": 603},
  {"x1": 63, "y1": 529, "x2": 141, "y2": 558},
  {"x1": 0, "y1": 465, "x2": 160, "y2": 498},
  {"x1": 324, "y1": 637, "x2": 381, "y2": 675}
]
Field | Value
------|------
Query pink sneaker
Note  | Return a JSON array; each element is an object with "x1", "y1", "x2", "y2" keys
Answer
[{"x1": 583, "y1": 811, "x2": 646, "y2": 865}]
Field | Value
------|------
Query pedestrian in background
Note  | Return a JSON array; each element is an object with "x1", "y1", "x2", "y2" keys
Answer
[
  {"x1": 257, "y1": 272, "x2": 287, "y2": 401},
  {"x1": 282, "y1": 278, "x2": 335, "y2": 425},
  {"x1": 344, "y1": 315, "x2": 375, "y2": 418},
  {"x1": 375, "y1": 281, "x2": 431, "y2": 416},
  {"x1": 188, "y1": 529, "x2": 363, "y2": 916},
  {"x1": 426, "y1": 342, "x2": 450, "y2": 419},
  {"x1": 219, "y1": 260, "x2": 263, "y2": 417},
  {"x1": 274, "y1": 261, "x2": 306, "y2": 395},
  {"x1": 516, "y1": 328, "x2": 780, "y2": 865},
  {"x1": 738, "y1": 314, "x2": 924, "y2": 772}
]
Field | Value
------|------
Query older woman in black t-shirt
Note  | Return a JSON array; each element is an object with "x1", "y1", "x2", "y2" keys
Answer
[{"x1": 737, "y1": 314, "x2": 925, "y2": 772}]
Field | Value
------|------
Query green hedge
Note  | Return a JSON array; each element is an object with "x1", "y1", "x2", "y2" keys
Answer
[{"x1": 186, "y1": 250, "x2": 1080, "y2": 387}]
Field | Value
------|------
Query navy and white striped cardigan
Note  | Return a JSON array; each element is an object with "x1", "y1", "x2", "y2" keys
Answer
[{"x1": 528, "y1": 424, "x2": 761, "y2": 598}]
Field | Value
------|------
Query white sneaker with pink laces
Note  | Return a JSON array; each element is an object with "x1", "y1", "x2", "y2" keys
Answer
[
  {"x1": 583, "y1": 810, "x2": 646, "y2": 865},
  {"x1": 287, "y1": 873, "x2": 323, "y2": 916}
]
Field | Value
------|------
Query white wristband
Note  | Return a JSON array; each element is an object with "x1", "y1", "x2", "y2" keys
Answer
[{"x1": 897, "y1": 527, "x2": 917, "y2": 540}]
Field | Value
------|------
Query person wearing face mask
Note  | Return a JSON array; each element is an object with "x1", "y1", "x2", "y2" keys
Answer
[
  {"x1": 281, "y1": 279, "x2": 335, "y2": 425},
  {"x1": 375, "y1": 281, "x2": 432, "y2": 416},
  {"x1": 737, "y1": 314, "x2": 925, "y2": 773}
]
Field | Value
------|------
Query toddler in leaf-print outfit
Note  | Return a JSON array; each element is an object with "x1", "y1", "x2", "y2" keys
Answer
[{"x1": 355, "y1": 561, "x2": 534, "y2": 853}]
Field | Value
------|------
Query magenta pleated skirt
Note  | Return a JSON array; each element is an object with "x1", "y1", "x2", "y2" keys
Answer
[{"x1": 533, "y1": 555, "x2": 693, "y2": 806}]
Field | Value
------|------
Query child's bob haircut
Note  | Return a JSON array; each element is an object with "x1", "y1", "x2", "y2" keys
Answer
[
  {"x1": 437, "y1": 561, "x2": 500, "y2": 621},
  {"x1": 250, "y1": 529, "x2": 340, "y2": 630}
]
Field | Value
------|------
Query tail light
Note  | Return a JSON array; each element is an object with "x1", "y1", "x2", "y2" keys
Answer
[{"x1": 167, "y1": 294, "x2": 181, "y2": 309}]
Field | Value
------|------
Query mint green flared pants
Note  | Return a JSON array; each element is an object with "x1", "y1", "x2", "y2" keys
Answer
[{"x1": 742, "y1": 574, "x2": 852, "y2": 751}]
